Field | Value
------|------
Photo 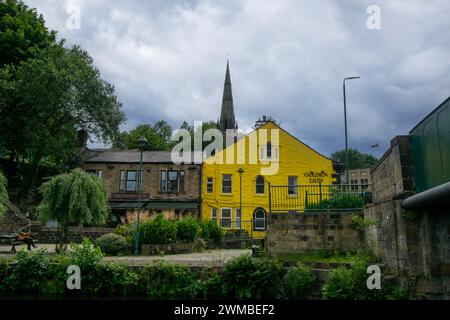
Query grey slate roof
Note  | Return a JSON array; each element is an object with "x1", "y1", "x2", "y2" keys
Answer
[{"x1": 83, "y1": 149, "x2": 202, "y2": 164}]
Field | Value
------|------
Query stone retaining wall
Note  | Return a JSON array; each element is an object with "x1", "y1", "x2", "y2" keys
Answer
[
  {"x1": 266, "y1": 211, "x2": 361, "y2": 255},
  {"x1": 33, "y1": 225, "x2": 113, "y2": 243}
]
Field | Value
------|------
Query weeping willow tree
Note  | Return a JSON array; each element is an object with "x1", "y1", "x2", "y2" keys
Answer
[
  {"x1": 38, "y1": 168, "x2": 109, "y2": 251},
  {"x1": 0, "y1": 171, "x2": 8, "y2": 216}
]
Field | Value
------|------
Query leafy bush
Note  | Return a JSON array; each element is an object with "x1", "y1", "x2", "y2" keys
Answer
[
  {"x1": 222, "y1": 255, "x2": 282, "y2": 300},
  {"x1": 200, "y1": 220, "x2": 223, "y2": 242},
  {"x1": 2, "y1": 249, "x2": 66, "y2": 296},
  {"x1": 322, "y1": 256, "x2": 388, "y2": 300},
  {"x1": 139, "y1": 261, "x2": 202, "y2": 299},
  {"x1": 94, "y1": 233, "x2": 129, "y2": 256},
  {"x1": 280, "y1": 263, "x2": 316, "y2": 299},
  {"x1": 140, "y1": 215, "x2": 177, "y2": 244},
  {"x1": 64, "y1": 238, "x2": 138, "y2": 297},
  {"x1": 67, "y1": 238, "x2": 104, "y2": 269},
  {"x1": 114, "y1": 223, "x2": 136, "y2": 245},
  {"x1": 306, "y1": 193, "x2": 365, "y2": 211},
  {"x1": 176, "y1": 217, "x2": 200, "y2": 243},
  {"x1": 351, "y1": 214, "x2": 378, "y2": 231}
]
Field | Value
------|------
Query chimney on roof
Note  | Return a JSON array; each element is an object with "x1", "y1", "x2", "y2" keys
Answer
[
  {"x1": 255, "y1": 115, "x2": 269, "y2": 129},
  {"x1": 77, "y1": 129, "x2": 88, "y2": 151}
]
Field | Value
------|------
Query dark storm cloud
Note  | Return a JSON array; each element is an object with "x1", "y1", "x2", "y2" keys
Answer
[{"x1": 24, "y1": 0, "x2": 450, "y2": 157}]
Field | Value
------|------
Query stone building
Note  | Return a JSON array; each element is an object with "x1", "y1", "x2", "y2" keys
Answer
[
  {"x1": 342, "y1": 168, "x2": 371, "y2": 190},
  {"x1": 81, "y1": 149, "x2": 202, "y2": 225},
  {"x1": 364, "y1": 96, "x2": 450, "y2": 299}
]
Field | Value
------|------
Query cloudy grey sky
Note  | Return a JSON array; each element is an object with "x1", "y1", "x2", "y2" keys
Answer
[{"x1": 24, "y1": 0, "x2": 450, "y2": 157}]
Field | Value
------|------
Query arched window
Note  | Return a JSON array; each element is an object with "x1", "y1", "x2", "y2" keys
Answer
[
  {"x1": 255, "y1": 176, "x2": 265, "y2": 194},
  {"x1": 253, "y1": 208, "x2": 266, "y2": 231}
]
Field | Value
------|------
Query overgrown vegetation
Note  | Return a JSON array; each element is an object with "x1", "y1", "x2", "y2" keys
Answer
[
  {"x1": 38, "y1": 168, "x2": 109, "y2": 252},
  {"x1": 140, "y1": 214, "x2": 177, "y2": 245},
  {"x1": 322, "y1": 256, "x2": 397, "y2": 300},
  {"x1": 221, "y1": 255, "x2": 283, "y2": 299},
  {"x1": 116, "y1": 216, "x2": 223, "y2": 248},
  {"x1": 0, "y1": 244, "x2": 407, "y2": 300},
  {"x1": 0, "y1": 171, "x2": 8, "y2": 216},
  {"x1": 175, "y1": 217, "x2": 201, "y2": 243},
  {"x1": 94, "y1": 233, "x2": 129, "y2": 256},
  {"x1": 306, "y1": 193, "x2": 366, "y2": 211},
  {"x1": 280, "y1": 262, "x2": 316, "y2": 299}
]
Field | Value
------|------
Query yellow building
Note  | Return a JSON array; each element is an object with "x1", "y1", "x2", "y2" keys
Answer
[{"x1": 201, "y1": 121, "x2": 336, "y2": 238}]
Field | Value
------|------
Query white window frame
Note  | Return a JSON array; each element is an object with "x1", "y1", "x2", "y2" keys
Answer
[
  {"x1": 221, "y1": 208, "x2": 232, "y2": 229},
  {"x1": 222, "y1": 174, "x2": 232, "y2": 194},
  {"x1": 211, "y1": 208, "x2": 218, "y2": 225},
  {"x1": 255, "y1": 175, "x2": 265, "y2": 194},
  {"x1": 288, "y1": 176, "x2": 298, "y2": 195},
  {"x1": 253, "y1": 208, "x2": 266, "y2": 231},
  {"x1": 206, "y1": 177, "x2": 213, "y2": 193}
]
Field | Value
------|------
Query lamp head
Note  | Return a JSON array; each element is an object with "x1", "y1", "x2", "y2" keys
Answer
[
  {"x1": 138, "y1": 136, "x2": 148, "y2": 149},
  {"x1": 344, "y1": 76, "x2": 361, "y2": 82},
  {"x1": 237, "y1": 168, "x2": 245, "y2": 174}
]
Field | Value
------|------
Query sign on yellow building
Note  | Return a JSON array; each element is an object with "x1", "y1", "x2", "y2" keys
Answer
[{"x1": 201, "y1": 121, "x2": 336, "y2": 238}]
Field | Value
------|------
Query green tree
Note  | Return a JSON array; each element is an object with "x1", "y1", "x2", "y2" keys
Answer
[
  {"x1": 331, "y1": 148, "x2": 378, "y2": 170},
  {"x1": 0, "y1": 171, "x2": 8, "y2": 215},
  {"x1": 38, "y1": 168, "x2": 109, "y2": 251},
  {"x1": 115, "y1": 121, "x2": 173, "y2": 151},
  {"x1": 0, "y1": 0, "x2": 56, "y2": 67},
  {"x1": 0, "y1": 44, "x2": 125, "y2": 200},
  {"x1": 178, "y1": 120, "x2": 221, "y2": 150}
]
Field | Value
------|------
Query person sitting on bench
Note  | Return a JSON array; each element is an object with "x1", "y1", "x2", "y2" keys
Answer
[{"x1": 17, "y1": 223, "x2": 36, "y2": 251}]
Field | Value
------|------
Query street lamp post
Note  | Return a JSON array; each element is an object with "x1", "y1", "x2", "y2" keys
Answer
[
  {"x1": 237, "y1": 168, "x2": 244, "y2": 236},
  {"x1": 343, "y1": 76, "x2": 360, "y2": 185},
  {"x1": 135, "y1": 136, "x2": 148, "y2": 256}
]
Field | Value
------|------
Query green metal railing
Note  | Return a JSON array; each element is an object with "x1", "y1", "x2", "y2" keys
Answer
[{"x1": 268, "y1": 183, "x2": 372, "y2": 213}]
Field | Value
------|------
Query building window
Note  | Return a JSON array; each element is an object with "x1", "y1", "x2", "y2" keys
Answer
[
  {"x1": 361, "y1": 179, "x2": 369, "y2": 191},
  {"x1": 256, "y1": 175, "x2": 265, "y2": 194},
  {"x1": 222, "y1": 174, "x2": 232, "y2": 194},
  {"x1": 211, "y1": 208, "x2": 218, "y2": 225},
  {"x1": 160, "y1": 171, "x2": 167, "y2": 192},
  {"x1": 119, "y1": 171, "x2": 126, "y2": 191},
  {"x1": 253, "y1": 208, "x2": 266, "y2": 231},
  {"x1": 167, "y1": 171, "x2": 179, "y2": 192},
  {"x1": 235, "y1": 208, "x2": 242, "y2": 229},
  {"x1": 207, "y1": 177, "x2": 213, "y2": 193},
  {"x1": 288, "y1": 176, "x2": 298, "y2": 195},
  {"x1": 161, "y1": 170, "x2": 183, "y2": 193},
  {"x1": 86, "y1": 169, "x2": 103, "y2": 179},
  {"x1": 351, "y1": 179, "x2": 358, "y2": 191},
  {"x1": 267, "y1": 142, "x2": 272, "y2": 159},
  {"x1": 221, "y1": 208, "x2": 232, "y2": 228},
  {"x1": 125, "y1": 171, "x2": 137, "y2": 192}
]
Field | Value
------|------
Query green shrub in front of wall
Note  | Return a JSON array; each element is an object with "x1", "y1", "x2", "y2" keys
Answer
[
  {"x1": 175, "y1": 217, "x2": 201, "y2": 243},
  {"x1": 200, "y1": 220, "x2": 223, "y2": 243},
  {"x1": 138, "y1": 261, "x2": 203, "y2": 299},
  {"x1": 221, "y1": 255, "x2": 283, "y2": 300},
  {"x1": 280, "y1": 262, "x2": 317, "y2": 299},
  {"x1": 322, "y1": 256, "x2": 398, "y2": 300},
  {"x1": 114, "y1": 223, "x2": 136, "y2": 245},
  {"x1": 140, "y1": 214, "x2": 177, "y2": 244},
  {"x1": 94, "y1": 233, "x2": 129, "y2": 256}
]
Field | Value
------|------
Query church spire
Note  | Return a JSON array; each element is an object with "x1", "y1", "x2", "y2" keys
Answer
[{"x1": 219, "y1": 60, "x2": 237, "y2": 133}]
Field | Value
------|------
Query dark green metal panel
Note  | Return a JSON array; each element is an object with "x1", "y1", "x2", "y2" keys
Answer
[{"x1": 410, "y1": 97, "x2": 450, "y2": 192}]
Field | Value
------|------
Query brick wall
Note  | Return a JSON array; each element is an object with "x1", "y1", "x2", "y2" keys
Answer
[{"x1": 267, "y1": 212, "x2": 361, "y2": 255}]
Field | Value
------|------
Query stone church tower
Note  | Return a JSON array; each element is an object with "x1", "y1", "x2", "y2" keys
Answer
[{"x1": 219, "y1": 61, "x2": 237, "y2": 134}]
